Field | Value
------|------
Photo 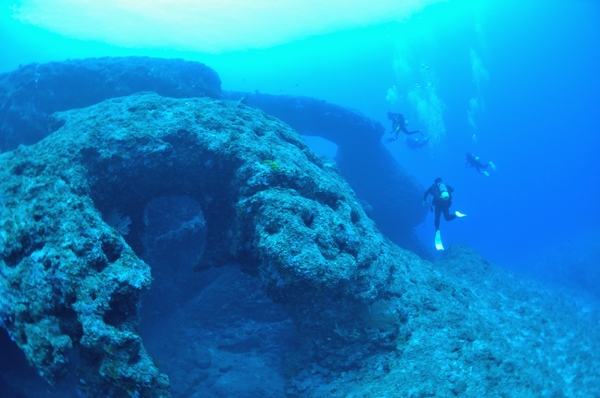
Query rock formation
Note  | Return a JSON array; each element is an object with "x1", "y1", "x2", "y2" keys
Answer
[
  {"x1": 0, "y1": 57, "x2": 222, "y2": 150},
  {"x1": 224, "y1": 92, "x2": 429, "y2": 256},
  {"x1": 0, "y1": 58, "x2": 429, "y2": 256},
  {"x1": 0, "y1": 92, "x2": 423, "y2": 396}
]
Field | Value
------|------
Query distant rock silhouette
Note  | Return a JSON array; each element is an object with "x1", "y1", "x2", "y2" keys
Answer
[{"x1": 0, "y1": 57, "x2": 222, "y2": 150}]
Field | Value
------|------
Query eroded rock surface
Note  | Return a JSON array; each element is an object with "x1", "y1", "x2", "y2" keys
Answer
[
  {"x1": 0, "y1": 92, "x2": 424, "y2": 396},
  {"x1": 225, "y1": 91, "x2": 429, "y2": 256}
]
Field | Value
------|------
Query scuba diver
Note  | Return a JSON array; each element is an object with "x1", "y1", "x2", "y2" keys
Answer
[
  {"x1": 405, "y1": 135, "x2": 429, "y2": 150},
  {"x1": 423, "y1": 177, "x2": 467, "y2": 250},
  {"x1": 465, "y1": 152, "x2": 496, "y2": 176},
  {"x1": 385, "y1": 112, "x2": 422, "y2": 143}
]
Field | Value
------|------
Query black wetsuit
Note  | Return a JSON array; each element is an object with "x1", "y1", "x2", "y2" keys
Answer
[
  {"x1": 465, "y1": 154, "x2": 489, "y2": 174},
  {"x1": 388, "y1": 112, "x2": 420, "y2": 140},
  {"x1": 406, "y1": 136, "x2": 428, "y2": 150},
  {"x1": 423, "y1": 182, "x2": 456, "y2": 230}
]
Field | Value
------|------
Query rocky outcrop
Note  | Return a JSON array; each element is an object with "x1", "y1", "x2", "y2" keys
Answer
[
  {"x1": 0, "y1": 58, "x2": 429, "y2": 256},
  {"x1": 0, "y1": 57, "x2": 222, "y2": 150},
  {"x1": 0, "y1": 92, "x2": 423, "y2": 396},
  {"x1": 306, "y1": 245, "x2": 600, "y2": 397}
]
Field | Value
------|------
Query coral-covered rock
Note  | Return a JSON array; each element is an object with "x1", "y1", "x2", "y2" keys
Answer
[
  {"x1": 0, "y1": 57, "x2": 222, "y2": 150},
  {"x1": 0, "y1": 143, "x2": 169, "y2": 396},
  {"x1": 0, "y1": 92, "x2": 423, "y2": 396},
  {"x1": 225, "y1": 91, "x2": 429, "y2": 256}
]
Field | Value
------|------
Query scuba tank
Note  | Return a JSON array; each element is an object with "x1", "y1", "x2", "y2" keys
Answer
[{"x1": 438, "y1": 182, "x2": 450, "y2": 201}]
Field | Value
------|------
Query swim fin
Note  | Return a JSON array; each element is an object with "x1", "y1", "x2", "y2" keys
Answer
[
  {"x1": 435, "y1": 230, "x2": 444, "y2": 251},
  {"x1": 483, "y1": 171, "x2": 490, "y2": 177},
  {"x1": 455, "y1": 211, "x2": 467, "y2": 218},
  {"x1": 489, "y1": 161, "x2": 497, "y2": 171}
]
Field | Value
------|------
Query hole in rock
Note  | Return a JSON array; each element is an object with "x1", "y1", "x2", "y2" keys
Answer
[{"x1": 138, "y1": 195, "x2": 300, "y2": 398}]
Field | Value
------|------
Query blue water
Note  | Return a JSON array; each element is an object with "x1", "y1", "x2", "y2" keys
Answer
[{"x1": 1, "y1": 0, "x2": 599, "y2": 295}]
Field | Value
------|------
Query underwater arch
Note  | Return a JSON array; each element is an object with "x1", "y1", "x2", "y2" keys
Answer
[{"x1": 0, "y1": 92, "x2": 418, "y2": 396}]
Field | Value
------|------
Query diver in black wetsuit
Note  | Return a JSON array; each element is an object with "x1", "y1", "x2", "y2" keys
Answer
[
  {"x1": 465, "y1": 152, "x2": 496, "y2": 176},
  {"x1": 423, "y1": 177, "x2": 466, "y2": 231},
  {"x1": 405, "y1": 135, "x2": 429, "y2": 150},
  {"x1": 386, "y1": 112, "x2": 422, "y2": 143}
]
